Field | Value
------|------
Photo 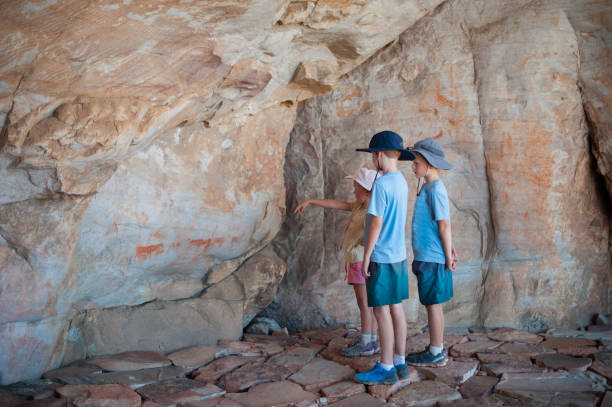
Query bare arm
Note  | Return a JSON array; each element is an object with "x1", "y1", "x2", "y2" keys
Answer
[
  {"x1": 293, "y1": 198, "x2": 351, "y2": 214},
  {"x1": 362, "y1": 215, "x2": 383, "y2": 277},
  {"x1": 438, "y1": 219, "x2": 456, "y2": 271}
]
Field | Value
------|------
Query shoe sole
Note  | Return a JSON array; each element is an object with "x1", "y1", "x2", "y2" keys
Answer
[
  {"x1": 354, "y1": 376, "x2": 398, "y2": 385},
  {"x1": 407, "y1": 358, "x2": 449, "y2": 368}
]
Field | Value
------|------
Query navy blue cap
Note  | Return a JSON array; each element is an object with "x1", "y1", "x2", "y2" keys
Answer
[{"x1": 356, "y1": 130, "x2": 415, "y2": 161}]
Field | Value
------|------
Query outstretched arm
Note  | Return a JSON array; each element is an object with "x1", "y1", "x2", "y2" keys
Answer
[
  {"x1": 293, "y1": 199, "x2": 351, "y2": 214},
  {"x1": 438, "y1": 219, "x2": 456, "y2": 271}
]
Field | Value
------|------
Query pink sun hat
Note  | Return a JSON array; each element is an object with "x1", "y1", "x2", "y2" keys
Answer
[{"x1": 345, "y1": 167, "x2": 380, "y2": 191}]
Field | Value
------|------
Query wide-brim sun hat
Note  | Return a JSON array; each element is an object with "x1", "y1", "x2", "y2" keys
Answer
[
  {"x1": 345, "y1": 167, "x2": 380, "y2": 191},
  {"x1": 356, "y1": 130, "x2": 415, "y2": 161},
  {"x1": 412, "y1": 138, "x2": 452, "y2": 170}
]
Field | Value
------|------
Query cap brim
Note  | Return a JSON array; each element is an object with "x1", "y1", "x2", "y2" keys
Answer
[
  {"x1": 399, "y1": 149, "x2": 416, "y2": 161},
  {"x1": 412, "y1": 148, "x2": 452, "y2": 169}
]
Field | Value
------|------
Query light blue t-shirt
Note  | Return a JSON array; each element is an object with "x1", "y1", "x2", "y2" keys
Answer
[
  {"x1": 365, "y1": 171, "x2": 408, "y2": 263},
  {"x1": 412, "y1": 180, "x2": 450, "y2": 264}
]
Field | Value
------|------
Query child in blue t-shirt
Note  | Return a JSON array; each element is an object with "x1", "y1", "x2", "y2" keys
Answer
[
  {"x1": 353, "y1": 130, "x2": 415, "y2": 385},
  {"x1": 407, "y1": 138, "x2": 456, "y2": 368}
]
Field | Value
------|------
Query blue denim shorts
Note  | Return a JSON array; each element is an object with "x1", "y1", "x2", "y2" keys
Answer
[{"x1": 412, "y1": 260, "x2": 453, "y2": 305}]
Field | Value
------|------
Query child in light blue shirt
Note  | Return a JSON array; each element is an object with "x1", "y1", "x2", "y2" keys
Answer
[{"x1": 407, "y1": 138, "x2": 456, "y2": 368}]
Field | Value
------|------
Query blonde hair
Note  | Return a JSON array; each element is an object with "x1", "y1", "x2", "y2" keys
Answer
[{"x1": 383, "y1": 150, "x2": 402, "y2": 159}]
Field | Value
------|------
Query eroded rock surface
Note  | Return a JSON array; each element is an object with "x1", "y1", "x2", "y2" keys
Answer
[{"x1": 0, "y1": 0, "x2": 610, "y2": 385}]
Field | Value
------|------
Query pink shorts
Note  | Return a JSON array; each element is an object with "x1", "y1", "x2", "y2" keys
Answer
[{"x1": 346, "y1": 262, "x2": 366, "y2": 285}]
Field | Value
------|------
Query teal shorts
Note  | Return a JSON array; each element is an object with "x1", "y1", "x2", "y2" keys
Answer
[
  {"x1": 366, "y1": 260, "x2": 409, "y2": 307},
  {"x1": 412, "y1": 261, "x2": 453, "y2": 305}
]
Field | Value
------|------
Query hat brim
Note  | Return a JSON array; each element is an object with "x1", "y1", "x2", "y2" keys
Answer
[
  {"x1": 412, "y1": 148, "x2": 452, "y2": 170},
  {"x1": 356, "y1": 148, "x2": 415, "y2": 161}
]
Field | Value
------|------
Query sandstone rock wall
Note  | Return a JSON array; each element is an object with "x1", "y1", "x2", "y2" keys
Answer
[
  {"x1": 0, "y1": 0, "x2": 447, "y2": 384},
  {"x1": 273, "y1": 0, "x2": 611, "y2": 331}
]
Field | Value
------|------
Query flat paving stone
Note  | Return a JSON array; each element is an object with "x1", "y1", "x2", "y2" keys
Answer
[
  {"x1": 289, "y1": 357, "x2": 354, "y2": 391},
  {"x1": 88, "y1": 351, "x2": 172, "y2": 371},
  {"x1": 481, "y1": 363, "x2": 545, "y2": 376},
  {"x1": 56, "y1": 384, "x2": 141, "y2": 407},
  {"x1": 438, "y1": 397, "x2": 503, "y2": 407},
  {"x1": 298, "y1": 326, "x2": 347, "y2": 345},
  {"x1": 495, "y1": 390, "x2": 600, "y2": 407},
  {"x1": 495, "y1": 371, "x2": 606, "y2": 393},
  {"x1": 267, "y1": 345, "x2": 323, "y2": 373},
  {"x1": 193, "y1": 355, "x2": 263, "y2": 383},
  {"x1": 17, "y1": 396, "x2": 69, "y2": 407},
  {"x1": 326, "y1": 392, "x2": 385, "y2": 407},
  {"x1": 497, "y1": 343, "x2": 553, "y2": 357},
  {"x1": 589, "y1": 360, "x2": 612, "y2": 380},
  {"x1": 450, "y1": 340, "x2": 502, "y2": 357},
  {"x1": 321, "y1": 381, "x2": 365, "y2": 403},
  {"x1": 225, "y1": 380, "x2": 318, "y2": 407},
  {"x1": 180, "y1": 398, "x2": 244, "y2": 407},
  {"x1": 459, "y1": 375, "x2": 499, "y2": 398},
  {"x1": 241, "y1": 334, "x2": 309, "y2": 347},
  {"x1": 467, "y1": 333, "x2": 492, "y2": 342},
  {"x1": 367, "y1": 368, "x2": 420, "y2": 400},
  {"x1": 221, "y1": 362, "x2": 292, "y2": 392},
  {"x1": 594, "y1": 349, "x2": 612, "y2": 365},
  {"x1": 545, "y1": 328, "x2": 612, "y2": 341},
  {"x1": 541, "y1": 336, "x2": 599, "y2": 356},
  {"x1": 389, "y1": 380, "x2": 461, "y2": 407},
  {"x1": 0, "y1": 378, "x2": 62, "y2": 400},
  {"x1": 57, "y1": 365, "x2": 185, "y2": 389},
  {"x1": 417, "y1": 358, "x2": 478, "y2": 385},
  {"x1": 487, "y1": 328, "x2": 543, "y2": 344},
  {"x1": 476, "y1": 352, "x2": 533, "y2": 366},
  {"x1": 218, "y1": 340, "x2": 284, "y2": 357},
  {"x1": 532, "y1": 353, "x2": 592, "y2": 372},
  {"x1": 136, "y1": 379, "x2": 225, "y2": 406},
  {"x1": 168, "y1": 345, "x2": 227, "y2": 371},
  {"x1": 43, "y1": 363, "x2": 103, "y2": 380}
]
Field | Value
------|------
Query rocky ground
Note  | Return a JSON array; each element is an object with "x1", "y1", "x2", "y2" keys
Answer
[{"x1": 1, "y1": 322, "x2": 611, "y2": 407}]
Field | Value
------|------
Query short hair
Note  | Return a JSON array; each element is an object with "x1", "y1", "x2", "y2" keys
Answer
[{"x1": 383, "y1": 150, "x2": 402, "y2": 159}]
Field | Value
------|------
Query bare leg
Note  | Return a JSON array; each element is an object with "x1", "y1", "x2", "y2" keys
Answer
[
  {"x1": 426, "y1": 304, "x2": 444, "y2": 348},
  {"x1": 353, "y1": 284, "x2": 372, "y2": 335},
  {"x1": 374, "y1": 305, "x2": 393, "y2": 365},
  {"x1": 389, "y1": 303, "x2": 407, "y2": 357}
]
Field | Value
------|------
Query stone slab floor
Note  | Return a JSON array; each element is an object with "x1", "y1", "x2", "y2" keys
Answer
[{"x1": 2, "y1": 323, "x2": 612, "y2": 407}]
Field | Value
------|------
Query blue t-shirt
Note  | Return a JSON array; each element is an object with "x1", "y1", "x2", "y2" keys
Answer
[
  {"x1": 411, "y1": 180, "x2": 450, "y2": 264},
  {"x1": 365, "y1": 171, "x2": 408, "y2": 263}
]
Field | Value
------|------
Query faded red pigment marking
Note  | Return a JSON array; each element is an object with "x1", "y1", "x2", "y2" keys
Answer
[
  {"x1": 448, "y1": 119, "x2": 458, "y2": 126},
  {"x1": 190, "y1": 238, "x2": 213, "y2": 250},
  {"x1": 231, "y1": 233, "x2": 245, "y2": 243},
  {"x1": 170, "y1": 241, "x2": 181, "y2": 249},
  {"x1": 135, "y1": 243, "x2": 164, "y2": 261},
  {"x1": 151, "y1": 231, "x2": 165, "y2": 239},
  {"x1": 114, "y1": 224, "x2": 118, "y2": 234},
  {"x1": 436, "y1": 93, "x2": 454, "y2": 108},
  {"x1": 433, "y1": 130, "x2": 443, "y2": 139},
  {"x1": 213, "y1": 237, "x2": 225, "y2": 248}
]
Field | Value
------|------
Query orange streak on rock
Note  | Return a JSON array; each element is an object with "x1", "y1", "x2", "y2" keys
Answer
[
  {"x1": 436, "y1": 93, "x2": 454, "y2": 108},
  {"x1": 213, "y1": 237, "x2": 225, "y2": 248},
  {"x1": 190, "y1": 238, "x2": 213, "y2": 250},
  {"x1": 135, "y1": 243, "x2": 164, "y2": 261}
]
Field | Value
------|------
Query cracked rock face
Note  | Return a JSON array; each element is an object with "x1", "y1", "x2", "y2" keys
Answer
[
  {"x1": 0, "y1": 0, "x2": 610, "y2": 386},
  {"x1": 0, "y1": 0, "x2": 447, "y2": 384},
  {"x1": 273, "y1": 0, "x2": 611, "y2": 330}
]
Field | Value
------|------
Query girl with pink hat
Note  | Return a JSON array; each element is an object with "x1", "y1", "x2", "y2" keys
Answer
[{"x1": 294, "y1": 167, "x2": 380, "y2": 356}]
